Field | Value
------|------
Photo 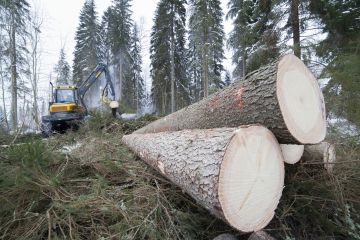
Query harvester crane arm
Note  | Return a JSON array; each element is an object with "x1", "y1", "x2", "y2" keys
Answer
[
  {"x1": 77, "y1": 63, "x2": 119, "y2": 115},
  {"x1": 78, "y1": 63, "x2": 116, "y2": 101}
]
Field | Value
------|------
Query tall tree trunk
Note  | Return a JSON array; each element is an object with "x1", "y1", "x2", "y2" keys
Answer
[
  {"x1": 202, "y1": 4, "x2": 209, "y2": 99},
  {"x1": 291, "y1": 0, "x2": 301, "y2": 58},
  {"x1": 170, "y1": 12, "x2": 176, "y2": 113},
  {"x1": 32, "y1": 30, "x2": 39, "y2": 130},
  {"x1": 119, "y1": 59, "x2": 122, "y2": 100},
  {"x1": 242, "y1": 50, "x2": 247, "y2": 78},
  {"x1": 203, "y1": 42, "x2": 209, "y2": 98},
  {"x1": 134, "y1": 54, "x2": 326, "y2": 144},
  {"x1": 10, "y1": 15, "x2": 18, "y2": 131},
  {"x1": 0, "y1": 71, "x2": 9, "y2": 131},
  {"x1": 123, "y1": 125, "x2": 285, "y2": 232}
]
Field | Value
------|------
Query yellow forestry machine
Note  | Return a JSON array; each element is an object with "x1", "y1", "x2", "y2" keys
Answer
[{"x1": 41, "y1": 63, "x2": 119, "y2": 137}]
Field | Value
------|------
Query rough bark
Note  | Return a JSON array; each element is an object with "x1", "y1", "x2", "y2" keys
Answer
[
  {"x1": 10, "y1": 13, "x2": 18, "y2": 131},
  {"x1": 303, "y1": 142, "x2": 336, "y2": 173},
  {"x1": 248, "y1": 231, "x2": 276, "y2": 240},
  {"x1": 213, "y1": 233, "x2": 238, "y2": 240},
  {"x1": 0, "y1": 65, "x2": 9, "y2": 131},
  {"x1": 123, "y1": 125, "x2": 284, "y2": 232},
  {"x1": 291, "y1": 0, "x2": 301, "y2": 58},
  {"x1": 134, "y1": 54, "x2": 326, "y2": 144},
  {"x1": 280, "y1": 144, "x2": 304, "y2": 164},
  {"x1": 170, "y1": 14, "x2": 175, "y2": 113}
]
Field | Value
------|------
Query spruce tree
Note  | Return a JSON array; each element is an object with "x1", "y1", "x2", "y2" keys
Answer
[
  {"x1": 150, "y1": 0, "x2": 189, "y2": 114},
  {"x1": 0, "y1": 0, "x2": 30, "y2": 130},
  {"x1": 98, "y1": 7, "x2": 112, "y2": 65},
  {"x1": 122, "y1": 23, "x2": 144, "y2": 112},
  {"x1": 227, "y1": 0, "x2": 279, "y2": 79},
  {"x1": 130, "y1": 24, "x2": 144, "y2": 113},
  {"x1": 309, "y1": 0, "x2": 360, "y2": 126},
  {"x1": 73, "y1": 0, "x2": 100, "y2": 85},
  {"x1": 101, "y1": 0, "x2": 133, "y2": 101},
  {"x1": 188, "y1": 0, "x2": 225, "y2": 100},
  {"x1": 54, "y1": 48, "x2": 71, "y2": 85}
]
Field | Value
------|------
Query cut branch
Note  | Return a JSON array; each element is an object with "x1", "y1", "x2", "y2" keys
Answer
[{"x1": 122, "y1": 125, "x2": 285, "y2": 232}]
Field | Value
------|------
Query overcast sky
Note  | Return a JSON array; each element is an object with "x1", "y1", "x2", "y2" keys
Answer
[{"x1": 33, "y1": 0, "x2": 232, "y2": 96}]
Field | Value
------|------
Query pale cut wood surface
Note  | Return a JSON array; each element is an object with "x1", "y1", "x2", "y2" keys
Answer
[{"x1": 280, "y1": 144, "x2": 304, "y2": 164}]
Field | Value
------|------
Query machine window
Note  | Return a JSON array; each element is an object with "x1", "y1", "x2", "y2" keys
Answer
[{"x1": 56, "y1": 89, "x2": 75, "y2": 103}]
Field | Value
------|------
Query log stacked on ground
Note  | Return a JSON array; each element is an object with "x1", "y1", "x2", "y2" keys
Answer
[
  {"x1": 303, "y1": 142, "x2": 336, "y2": 173},
  {"x1": 134, "y1": 54, "x2": 326, "y2": 145},
  {"x1": 122, "y1": 125, "x2": 285, "y2": 232},
  {"x1": 280, "y1": 144, "x2": 304, "y2": 164}
]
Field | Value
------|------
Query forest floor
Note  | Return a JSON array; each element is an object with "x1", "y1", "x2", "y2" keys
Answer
[{"x1": 0, "y1": 113, "x2": 359, "y2": 240}]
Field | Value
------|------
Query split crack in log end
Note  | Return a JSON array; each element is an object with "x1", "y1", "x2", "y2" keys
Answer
[{"x1": 218, "y1": 126, "x2": 284, "y2": 232}]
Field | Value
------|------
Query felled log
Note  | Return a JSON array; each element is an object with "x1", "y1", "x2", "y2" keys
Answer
[
  {"x1": 303, "y1": 142, "x2": 336, "y2": 173},
  {"x1": 212, "y1": 233, "x2": 238, "y2": 240},
  {"x1": 134, "y1": 54, "x2": 326, "y2": 144},
  {"x1": 280, "y1": 144, "x2": 304, "y2": 164},
  {"x1": 248, "y1": 231, "x2": 276, "y2": 240},
  {"x1": 122, "y1": 125, "x2": 285, "y2": 232}
]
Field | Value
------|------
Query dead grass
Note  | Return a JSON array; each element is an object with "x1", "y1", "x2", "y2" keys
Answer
[
  {"x1": 0, "y1": 114, "x2": 359, "y2": 239},
  {"x1": 0, "y1": 115, "x2": 235, "y2": 240}
]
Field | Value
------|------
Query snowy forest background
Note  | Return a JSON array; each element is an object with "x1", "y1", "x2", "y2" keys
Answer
[{"x1": 0, "y1": 0, "x2": 359, "y2": 134}]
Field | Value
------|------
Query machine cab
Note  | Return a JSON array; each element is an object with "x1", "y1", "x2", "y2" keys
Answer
[
  {"x1": 49, "y1": 86, "x2": 81, "y2": 114},
  {"x1": 54, "y1": 86, "x2": 78, "y2": 104}
]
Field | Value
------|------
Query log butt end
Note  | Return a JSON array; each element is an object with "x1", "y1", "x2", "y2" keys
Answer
[
  {"x1": 276, "y1": 54, "x2": 326, "y2": 144},
  {"x1": 280, "y1": 144, "x2": 304, "y2": 164},
  {"x1": 218, "y1": 126, "x2": 285, "y2": 232}
]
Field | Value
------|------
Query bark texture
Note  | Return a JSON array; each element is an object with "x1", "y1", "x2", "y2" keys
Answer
[
  {"x1": 134, "y1": 55, "x2": 324, "y2": 144},
  {"x1": 212, "y1": 233, "x2": 238, "y2": 240},
  {"x1": 122, "y1": 126, "x2": 284, "y2": 232},
  {"x1": 248, "y1": 231, "x2": 276, "y2": 240},
  {"x1": 123, "y1": 128, "x2": 235, "y2": 218}
]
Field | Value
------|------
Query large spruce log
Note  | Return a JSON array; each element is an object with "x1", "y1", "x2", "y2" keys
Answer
[
  {"x1": 135, "y1": 54, "x2": 326, "y2": 144},
  {"x1": 303, "y1": 142, "x2": 336, "y2": 173},
  {"x1": 122, "y1": 125, "x2": 285, "y2": 232}
]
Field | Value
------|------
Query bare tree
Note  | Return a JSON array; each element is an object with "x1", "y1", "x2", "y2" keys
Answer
[
  {"x1": 1, "y1": 0, "x2": 31, "y2": 131},
  {"x1": 0, "y1": 5, "x2": 10, "y2": 131},
  {"x1": 28, "y1": 2, "x2": 43, "y2": 130}
]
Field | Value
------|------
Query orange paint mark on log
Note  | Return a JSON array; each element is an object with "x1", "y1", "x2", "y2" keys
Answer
[
  {"x1": 232, "y1": 87, "x2": 245, "y2": 110},
  {"x1": 208, "y1": 96, "x2": 221, "y2": 112}
]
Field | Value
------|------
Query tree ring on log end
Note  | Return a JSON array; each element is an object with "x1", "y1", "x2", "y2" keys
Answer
[
  {"x1": 276, "y1": 54, "x2": 326, "y2": 144},
  {"x1": 218, "y1": 126, "x2": 284, "y2": 232}
]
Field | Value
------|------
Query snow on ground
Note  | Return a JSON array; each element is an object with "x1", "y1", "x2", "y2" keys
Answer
[
  {"x1": 59, "y1": 142, "x2": 82, "y2": 154},
  {"x1": 327, "y1": 113, "x2": 359, "y2": 141}
]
